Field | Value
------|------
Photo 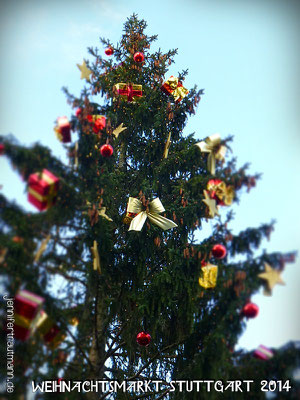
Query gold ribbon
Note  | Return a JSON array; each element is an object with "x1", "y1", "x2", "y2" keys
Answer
[
  {"x1": 195, "y1": 134, "x2": 227, "y2": 175},
  {"x1": 91, "y1": 240, "x2": 101, "y2": 273},
  {"x1": 127, "y1": 197, "x2": 178, "y2": 231},
  {"x1": 198, "y1": 264, "x2": 218, "y2": 289},
  {"x1": 34, "y1": 234, "x2": 51, "y2": 263},
  {"x1": 163, "y1": 132, "x2": 172, "y2": 159}
]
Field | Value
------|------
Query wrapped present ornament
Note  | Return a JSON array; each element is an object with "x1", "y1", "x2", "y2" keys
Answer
[
  {"x1": 113, "y1": 83, "x2": 143, "y2": 102},
  {"x1": 54, "y1": 116, "x2": 71, "y2": 143},
  {"x1": 253, "y1": 345, "x2": 274, "y2": 360},
  {"x1": 198, "y1": 263, "x2": 218, "y2": 289},
  {"x1": 36, "y1": 311, "x2": 66, "y2": 349},
  {"x1": 28, "y1": 169, "x2": 59, "y2": 211},
  {"x1": 15, "y1": 289, "x2": 44, "y2": 320},
  {"x1": 86, "y1": 114, "x2": 106, "y2": 133},
  {"x1": 14, "y1": 314, "x2": 35, "y2": 341},
  {"x1": 195, "y1": 134, "x2": 227, "y2": 175},
  {"x1": 126, "y1": 197, "x2": 177, "y2": 231},
  {"x1": 207, "y1": 179, "x2": 234, "y2": 206},
  {"x1": 160, "y1": 76, "x2": 189, "y2": 103},
  {"x1": 123, "y1": 204, "x2": 138, "y2": 225}
]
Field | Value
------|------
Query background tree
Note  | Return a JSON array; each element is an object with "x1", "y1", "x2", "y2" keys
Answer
[{"x1": 0, "y1": 14, "x2": 299, "y2": 400}]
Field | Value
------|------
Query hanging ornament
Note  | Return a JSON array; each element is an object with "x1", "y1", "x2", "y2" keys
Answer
[
  {"x1": 195, "y1": 133, "x2": 227, "y2": 175},
  {"x1": 0, "y1": 143, "x2": 5, "y2": 155},
  {"x1": 54, "y1": 116, "x2": 71, "y2": 143},
  {"x1": 27, "y1": 169, "x2": 59, "y2": 211},
  {"x1": 113, "y1": 83, "x2": 143, "y2": 102},
  {"x1": 75, "y1": 108, "x2": 82, "y2": 117},
  {"x1": 0, "y1": 247, "x2": 8, "y2": 265},
  {"x1": 207, "y1": 179, "x2": 234, "y2": 206},
  {"x1": 100, "y1": 144, "x2": 113, "y2": 158},
  {"x1": 253, "y1": 345, "x2": 274, "y2": 360},
  {"x1": 87, "y1": 114, "x2": 106, "y2": 133},
  {"x1": 91, "y1": 240, "x2": 101, "y2": 273},
  {"x1": 112, "y1": 123, "x2": 127, "y2": 139},
  {"x1": 136, "y1": 331, "x2": 151, "y2": 346},
  {"x1": 126, "y1": 197, "x2": 178, "y2": 232},
  {"x1": 14, "y1": 290, "x2": 45, "y2": 341},
  {"x1": 202, "y1": 190, "x2": 219, "y2": 218},
  {"x1": 34, "y1": 234, "x2": 51, "y2": 263},
  {"x1": 258, "y1": 262, "x2": 285, "y2": 296},
  {"x1": 198, "y1": 263, "x2": 218, "y2": 289},
  {"x1": 211, "y1": 244, "x2": 227, "y2": 259},
  {"x1": 105, "y1": 47, "x2": 114, "y2": 56},
  {"x1": 163, "y1": 132, "x2": 172, "y2": 159},
  {"x1": 133, "y1": 52, "x2": 144, "y2": 62},
  {"x1": 36, "y1": 311, "x2": 66, "y2": 349},
  {"x1": 77, "y1": 60, "x2": 92, "y2": 81},
  {"x1": 161, "y1": 76, "x2": 189, "y2": 103},
  {"x1": 242, "y1": 302, "x2": 259, "y2": 318}
]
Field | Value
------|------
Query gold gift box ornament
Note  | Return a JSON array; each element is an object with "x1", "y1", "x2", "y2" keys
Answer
[
  {"x1": 161, "y1": 76, "x2": 189, "y2": 103},
  {"x1": 113, "y1": 83, "x2": 143, "y2": 102}
]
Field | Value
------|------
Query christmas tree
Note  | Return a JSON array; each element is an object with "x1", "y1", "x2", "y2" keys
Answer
[{"x1": 0, "y1": 14, "x2": 299, "y2": 400}]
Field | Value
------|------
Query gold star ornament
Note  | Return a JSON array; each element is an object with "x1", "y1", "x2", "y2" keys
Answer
[
  {"x1": 77, "y1": 60, "x2": 92, "y2": 81},
  {"x1": 202, "y1": 190, "x2": 219, "y2": 218},
  {"x1": 258, "y1": 262, "x2": 285, "y2": 295}
]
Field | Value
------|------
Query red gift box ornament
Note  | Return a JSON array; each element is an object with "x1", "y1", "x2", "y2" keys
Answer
[
  {"x1": 0, "y1": 143, "x2": 5, "y2": 155},
  {"x1": 253, "y1": 345, "x2": 274, "y2": 360},
  {"x1": 15, "y1": 289, "x2": 45, "y2": 320},
  {"x1": 161, "y1": 76, "x2": 189, "y2": 103},
  {"x1": 14, "y1": 289, "x2": 45, "y2": 341},
  {"x1": 54, "y1": 116, "x2": 71, "y2": 143},
  {"x1": 36, "y1": 311, "x2": 66, "y2": 349},
  {"x1": 27, "y1": 169, "x2": 59, "y2": 211},
  {"x1": 113, "y1": 83, "x2": 143, "y2": 102}
]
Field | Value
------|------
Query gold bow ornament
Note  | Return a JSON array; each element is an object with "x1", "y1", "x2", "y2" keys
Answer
[
  {"x1": 195, "y1": 133, "x2": 227, "y2": 175},
  {"x1": 207, "y1": 179, "x2": 234, "y2": 206},
  {"x1": 126, "y1": 197, "x2": 178, "y2": 231},
  {"x1": 161, "y1": 76, "x2": 189, "y2": 103},
  {"x1": 198, "y1": 263, "x2": 218, "y2": 289}
]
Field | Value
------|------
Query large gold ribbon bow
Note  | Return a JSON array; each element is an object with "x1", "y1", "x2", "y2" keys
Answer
[
  {"x1": 195, "y1": 133, "x2": 227, "y2": 175},
  {"x1": 127, "y1": 197, "x2": 178, "y2": 231}
]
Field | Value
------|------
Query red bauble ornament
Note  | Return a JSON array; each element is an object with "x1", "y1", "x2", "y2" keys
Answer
[
  {"x1": 211, "y1": 244, "x2": 227, "y2": 259},
  {"x1": 242, "y1": 302, "x2": 259, "y2": 318},
  {"x1": 105, "y1": 47, "x2": 114, "y2": 56},
  {"x1": 136, "y1": 331, "x2": 151, "y2": 346},
  {"x1": 133, "y1": 52, "x2": 144, "y2": 63},
  {"x1": 0, "y1": 143, "x2": 4, "y2": 155},
  {"x1": 75, "y1": 108, "x2": 82, "y2": 117},
  {"x1": 100, "y1": 144, "x2": 113, "y2": 158}
]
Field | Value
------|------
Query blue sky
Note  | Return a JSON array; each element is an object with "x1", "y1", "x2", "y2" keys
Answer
[{"x1": 0, "y1": 0, "x2": 299, "y2": 352}]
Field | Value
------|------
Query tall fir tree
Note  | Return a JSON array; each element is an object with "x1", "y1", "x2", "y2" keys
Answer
[{"x1": 0, "y1": 14, "x2": 299, "y2": 400}]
